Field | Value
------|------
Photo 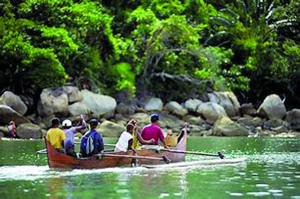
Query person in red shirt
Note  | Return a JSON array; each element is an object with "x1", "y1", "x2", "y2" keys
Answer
[{"x1": 140, "y1": 114, "x2": 169, "y2": 148}]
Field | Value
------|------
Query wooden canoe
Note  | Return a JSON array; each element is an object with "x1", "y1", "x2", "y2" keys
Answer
[{"x1": 45, "y1": 127, "x2": 188, "y2": 169}]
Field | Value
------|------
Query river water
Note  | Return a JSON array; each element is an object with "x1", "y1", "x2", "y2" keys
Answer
[{"x1": 0, "y1": 137, "x2": 300, "y2": 199}]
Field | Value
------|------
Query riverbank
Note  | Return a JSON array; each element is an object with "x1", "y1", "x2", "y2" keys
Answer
[{"x1": 1, "y1": 87, "x2": 300, "y2": 139}]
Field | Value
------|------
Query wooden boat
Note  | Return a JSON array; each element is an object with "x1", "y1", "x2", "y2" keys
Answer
[{"x1": 45, "y1": 127, "x2": 188, "y2": 169}]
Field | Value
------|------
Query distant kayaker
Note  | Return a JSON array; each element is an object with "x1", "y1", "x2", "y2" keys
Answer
[
  {"x1": 80, "y1": 119, "x2": 104, "y2": 157},
  {"x1": 7, "y1": 120, "x2": 16, "y2": 138},
  {"x1": 46, "y1": 117, "x2": 66, "y2": 151},
  {"x1": 62, "y1": 114, "x2": 86, "y2": 157},
  {"x1": 140, "y1": 114, "x2": 169, "y2": 149}
]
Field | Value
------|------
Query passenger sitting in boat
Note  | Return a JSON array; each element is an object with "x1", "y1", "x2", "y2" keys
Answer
[
  {"x1": 140, "y1": 114, "x2": 169, "y2": 149},
  {"x1": 46, "y1": 117, "x2": 66, "y2": 152},
  {"x1": 127, "y1": 119, "x2": 155, "y2": 149},
  {"x1": 114, "y1": 123, "x2": 135, "y2": 152},
  {"x1": 80, "y1": 119, "x2": 104, "y2": 157},
  {"x1": 62, "y1": 114, "x2": 86, "y2": 157}
]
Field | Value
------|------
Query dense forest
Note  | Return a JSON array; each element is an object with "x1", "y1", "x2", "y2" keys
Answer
[{"x1": 1, "y1": 0, "x2": 300, "y2": 111}]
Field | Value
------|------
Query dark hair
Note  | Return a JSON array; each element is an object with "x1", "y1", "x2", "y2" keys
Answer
[
  {"x1": 126, "y1": 123, "x2": 134, "y2": 132},
  {"x1": 150, "y1": 114, "x2": 159, "y2": 123},
  {"x1": 51, "y1": 117, "x2": 60, "y2": 126},
  {"x1": 89, "y1": 119, "x2": 98, "y2": 126}
]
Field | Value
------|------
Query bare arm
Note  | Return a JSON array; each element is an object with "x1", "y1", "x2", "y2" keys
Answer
[
  {"x1": 75, "y1": 114, "x2": 86, "y2": 130},
  {"x1": 137, "y1": 131, "x2": 155, "y2": 144}
]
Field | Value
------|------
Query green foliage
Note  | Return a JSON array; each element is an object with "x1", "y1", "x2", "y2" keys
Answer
[{"x1": 0, "y1": 0, "x2": 300, "y2": 106}]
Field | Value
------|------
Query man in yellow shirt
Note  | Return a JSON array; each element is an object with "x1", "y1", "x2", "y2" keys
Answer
[{"x1": 46, "y1": 117, "x2": 66, "y2": 150}]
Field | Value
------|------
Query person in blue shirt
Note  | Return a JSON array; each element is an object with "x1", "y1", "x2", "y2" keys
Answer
[{"x1": 80, "y1": 119, "x2": 104, "y2": 157}]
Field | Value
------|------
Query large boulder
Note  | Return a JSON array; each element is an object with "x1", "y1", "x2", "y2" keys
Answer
[
  {"x1": 0, "y1": 105, "x2": 31, "y2": 125},
  {"x1": 285, "y1": 109, "x2": 300, "y2": 130},
  {"x1": 115, "y1": 103, "x2": 135, "y2": 116},
  {"x1": 213, "y1": 116, "x2": 250, "y2": 136},
  {"x1": 62, "y1": 86, "x2": 83, "y2": 103},
  {"x1": 68, "y1": 102, "x2": 90, "y2": 117},
  {"x1": 239, "y1": 103, "x2": 256, "y2": 116},
  {"x1": 97, "y1": 120, "x2": 125, "y2": 137},
  {"x1": 196, "y1": 102, "x2": 227, "y2": 124},
  {"x1": 141, "y1": 97, "x2": 163, "y2": 111},
  {"x1": 37, "y1": 88, "x2": 69, "y2": 117},
  {"x1": 257, "y1": 94, "x2": 286, "y2": 119},
  {"x1": 0, "y1": 91, "x2": 27, "y2": 115},
  {"x1": 184, "y1": 99, "x2": 202, "y2": 112},
  {"x1": 164, "y1": 101, "x2": 188, "y2": 117},
  {"x1": 81, "y1": 89, "x2": 117, "y2": 118},
  {"x1": 16, "y1": 123, "x2": 43, "y2": 139},
  {"x1": 217, "y1": 92, "x2": 240, "y2": 118}
]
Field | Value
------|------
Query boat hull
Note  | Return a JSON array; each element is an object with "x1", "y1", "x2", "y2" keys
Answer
[{"x1": 46, "y1": 129, "x2": 187, "y2": 169}]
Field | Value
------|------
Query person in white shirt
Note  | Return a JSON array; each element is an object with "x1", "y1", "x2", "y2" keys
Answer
[{"x1": 115, "y1": 123, "x2": 135, "y2": 152}]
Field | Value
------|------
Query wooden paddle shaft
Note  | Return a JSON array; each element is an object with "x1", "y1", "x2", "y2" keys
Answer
[
  {"x1": 100, "y1": 154, "x2": 166, "y2": 161},
  {"x1": 161, "y1": 149, "x2": 222, "y2": 157}
]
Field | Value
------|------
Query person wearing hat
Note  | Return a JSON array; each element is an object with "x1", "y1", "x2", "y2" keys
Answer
[
  {"x1": 140, "y1": 114, "x2": 169, "y2": 149},
  {"x1": 46, "y1": 117, "x2": 66, "y2": 151},
  {"x1": 80, "y1": 119, "x2": 104, "y2": 157},
  {"x1": 62, "y1": 114, "x2": 86, "y2": 157}
]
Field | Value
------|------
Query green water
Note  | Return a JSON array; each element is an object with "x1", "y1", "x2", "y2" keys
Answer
[{"x1": 0, "y1": 137, "x2": 300, "y2": 199}]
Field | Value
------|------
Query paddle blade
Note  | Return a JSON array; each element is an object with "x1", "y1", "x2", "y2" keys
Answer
[
  {"x1": 218, "y1": 152, "x2": 225, "y2": 159},
  {"x1": 162, "y1": 156, "x2": 171, "y2": 164}
]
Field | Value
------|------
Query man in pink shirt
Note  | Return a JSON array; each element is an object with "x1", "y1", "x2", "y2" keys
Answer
[{"x1": 141, "y1": 114, "x2": 169, "y2": 148}]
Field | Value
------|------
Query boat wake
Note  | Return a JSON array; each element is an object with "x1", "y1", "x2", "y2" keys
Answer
[{"x1": 0, "y1": 165, "x2": 148, "y2": 181}]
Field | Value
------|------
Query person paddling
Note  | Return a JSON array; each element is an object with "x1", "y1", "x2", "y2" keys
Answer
[{"x1": 62, "y1": 114, "x2": 86, "y2": 157}]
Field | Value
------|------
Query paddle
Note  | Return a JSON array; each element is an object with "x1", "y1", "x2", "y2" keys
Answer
[
  {"x1": 75, "y1": 141, "x2": 115, "y2": 147},
  {"x1": 36, "y1": 149, "x2": 47, "y2": 154},
  {"x1": 160, "y1": 149, "x2": 225, "y2": 159},
  {"x1": 99, "y1": 153, "x2": 171, "y2": 164}
]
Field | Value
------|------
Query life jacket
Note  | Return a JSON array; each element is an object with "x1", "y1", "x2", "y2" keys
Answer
[{"x1": 80, "y1": 131, "x2": 94, "y2": 156}]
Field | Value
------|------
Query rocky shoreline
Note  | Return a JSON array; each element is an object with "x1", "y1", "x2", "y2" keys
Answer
[{"x1": 1, "y1": 86, "x2": 300, "y2": 139}]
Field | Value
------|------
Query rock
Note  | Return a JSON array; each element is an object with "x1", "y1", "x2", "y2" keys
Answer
[
  {"x1": 213, "y1": 116, "x2": 250, "y2": 136},
  {"x1": 239, "y1": 103, "x2": 256, "y2": 116},
  {"x1": 285, "y1": 109, "x2": 300, "y2": 130},
  {"x1": 0, "y1": 91, "x2": 27, "y2": 115},
  {"x1": 141, "y1": 97, "x2": 163, "y2": 111},
  {"x1": 217, "y1": 92, "x2": 240, "y2": 117},
  {"x1": 68, "y1": 102, "x2": 90, "y2": 117},
  {"x1": 62, "y1": 86, "x2": 83, "y2": 103},
  {"x1": 37, "y1": 88, "x2": 69, "y2": 117},
  {"x1": 81, "y1": 89, "x2": 117, "y2": 118},
  {"x1": 237, "y1": 116, "x2": 257, "y2": 127},
  {"x1": 207, "y1": 92, "x2": 219, "y2": 104},
  {"x1": 164, "y1": 101, "x2": 188, "y2": 117},
  {"x1": 184, "y1": 99, "x2": 202, "y2": 112},
  {"x1": 257, "y1": 94, "x2": 286, "y2": 119},
  {"x1": 263, "y1": 118, "x2": 289, "y2": 130},
  {"x1": 196, "y1": 102, "x2": 227, "y2": 124},
  {"x1": 115, "y1": 103, "x2": 135, "y2": 116},
  {"x1": 0, "y1": 105, "x2": 31, "y2": 125},
  {"x1": 16, "y1": 123, "x2": 43, "y2": 139},
  {"x1": 97, "y1": 120, "x2": 125, "y2": 137},
  {"x1": 182, "y1": 115, "x2": 206, "y2": 125}
]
